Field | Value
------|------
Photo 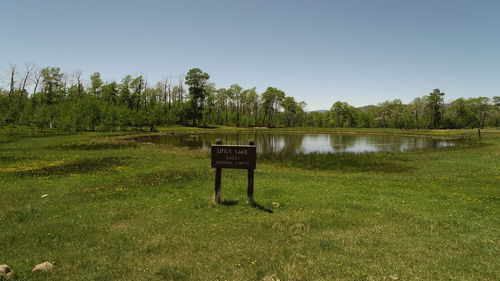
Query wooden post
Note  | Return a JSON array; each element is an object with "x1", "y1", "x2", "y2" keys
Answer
[
  {"x1": 214, "y1": 139, "x2": 222, "y2": 204},
  {"x1": 247, "y1": 139, "x2": 255, "y2": 206}
]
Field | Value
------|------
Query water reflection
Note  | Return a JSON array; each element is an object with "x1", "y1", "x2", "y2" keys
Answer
[{"x1": 132, "y1": 132, "x2": 455, "y2": 155}]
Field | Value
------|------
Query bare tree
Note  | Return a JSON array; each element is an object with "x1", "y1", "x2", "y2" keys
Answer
[
  {"x1": 163, "y1": 76, "x2": 172, "y2": 107},
  {"x1": 73, "y1": 70, "x2": 83, "y2": 95},
  {"x1": 177, "y1": 74, "x2": 184, "y2": 102},
  {"x1": 19, "y1": 63, "x2": 36, "y2": 93},
  {"x1": 163, "y1": 77, "x2": 168, "y2": 104},
  {"x1": 62, "y1": 71, "x2": 71, "y2": 89},
  {"x1": 143, "y1": 77, "x2": 148, "y2": 111},
  {"x1": 32, "y1": 67, "x2": 42, "y2": 95},
  {"x1": 7, "y1": 63, "x2": 17, "y2": 98}
]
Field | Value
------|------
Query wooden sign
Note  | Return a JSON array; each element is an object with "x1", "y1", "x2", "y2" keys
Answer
[
  {"x1": 211, "y1": 145, "x2": 256, "y2": 169},
  {"x1": 211, "y1": 139, "x2": 256, "y2": 206}
]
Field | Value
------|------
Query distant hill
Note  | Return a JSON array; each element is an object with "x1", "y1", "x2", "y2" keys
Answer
[
  {"x1": 358, "y1": 105, "x2": 376, "y2": 111},
  {"x1": 306, "y1": 110, "x2": 329, "y2": 113},
  {"x1": 307, "y1": 106, "x2": 376, "y2": 113}
]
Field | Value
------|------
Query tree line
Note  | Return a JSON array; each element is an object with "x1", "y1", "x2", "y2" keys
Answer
[
  {"x1": 0, "y1": 63, "x2": 498, "y2": 131},
  {"x1": 323, "y1": 89, "x2": 499, "y2": 129}
]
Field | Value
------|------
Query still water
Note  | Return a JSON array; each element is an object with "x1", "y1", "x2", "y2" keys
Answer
[{"x1": 132, "y1": 132, "x2": 455, "y2": 155}]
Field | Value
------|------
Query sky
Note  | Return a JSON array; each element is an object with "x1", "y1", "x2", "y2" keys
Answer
[{"x1": 1, "y1": 0, "x2": 499, "y2": 110}]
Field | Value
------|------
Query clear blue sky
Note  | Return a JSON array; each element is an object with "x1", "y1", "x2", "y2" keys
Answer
[{"x1": 1, "y1": 0, "x2": 499, "y2": 110}]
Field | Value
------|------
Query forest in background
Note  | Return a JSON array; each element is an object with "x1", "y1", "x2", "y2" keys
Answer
[{"x1": 1, "y1": 63, "x2": 499, "y2": 132}]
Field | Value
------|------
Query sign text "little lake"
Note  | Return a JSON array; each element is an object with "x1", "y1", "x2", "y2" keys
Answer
[{"x1": 211, "y1": 145, "x2": 256, "y2": 169}]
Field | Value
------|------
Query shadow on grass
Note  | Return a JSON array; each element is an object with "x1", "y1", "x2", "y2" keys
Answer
[
  {"x1": 219, "y1": 199, "x2": 273, "y2": 213},
  {"x1": 251, "y1": 202, "x2": 274, "y2": 213},
  {"x1": 12, "y1": 157, "x2": 129, "y2": 177},
  {"x1": 47, "y1": 142, "x2": 138, "y2": 150},
  {"x1": 259, "y1": 152, "x2": 411, "y2": 173},
  {"x1": 220, "y1": 199, "x2": 239, "y2": 206}
]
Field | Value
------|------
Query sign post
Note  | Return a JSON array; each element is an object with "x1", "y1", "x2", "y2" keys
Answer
[
  {"x1": 247, "y1": 139, "x2": 255, "y2": 206},
  {"x1": 211, "y1": 139, "x2": 257, "y2": 206},
  {"x1": 214, "y1": 139, "x2": 223, "y2": 204}
]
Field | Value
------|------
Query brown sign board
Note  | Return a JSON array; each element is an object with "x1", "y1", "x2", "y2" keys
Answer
[{"x1": 211, "y1": 145, "x2": 256, "y2": 170}]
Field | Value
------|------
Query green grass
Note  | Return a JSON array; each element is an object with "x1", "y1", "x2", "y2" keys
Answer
[{"x1": 0, "y1": 127, "x2": 499, "y2": 280}]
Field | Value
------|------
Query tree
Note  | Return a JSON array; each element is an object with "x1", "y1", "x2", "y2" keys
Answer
[
  {"x1": 102, "y1": 82, "x2": 118, "y2": 105},
  {"x1": 356, "y1": 109, "x2": 373, "y2": 128},
  {"x1": 0, "y1": 93, "x2": 10, "y2": 128},
  {"x1": 492, "y1": 96, "x2": 500, "y2": 126},
  {"x1": 447, "y1": 98, "x2": 473, "y2": 128},
  {"x1": 425, "y1": 89, "x2": 445, "y2": 129},
  {"x1": 80, "y1": 97, "x2": 101, "y2": 131},
  {"x1": 201, "y1": 82, "x2": 216, "y2": 126},
  {"x1": 214, "y1": 88, "x2": 227, "y2": 124},
  {"x1": 470, "y1": 97, "x2": 491, "y2": 129},
  {"x1": 388, "y1": 99, "x2": 404, "y2": 128},
  {"x1": 493, "y1": 96, "x2": 500, "y2": 110},
  {"x1": 33, "y1": 103, "x2": 56, "y2": 131},
  {"x1": 261, "y1": 87, "x2": 285, "y2": 127},
  {"x1": 229, "y1": 84, "x2": 243, "y2": 127},
  {"x1": 306, "y1": 111, "x2": 328, "y2": 127},
  {"x1": 40, "y1": 67, "x2": 65, "y2": 105},
  {"x1": 130, "y1": 76, "x2": 143, "y2": 113},
  {"x1": 329, "y1": 101, "x2": 356, "y2": 127},
  {"x1": 409, "y1": 97, "x2": 425, "y2": 129},
  {"x1": 161, "y1": 76, "x2": 172, "y2": 107},
  {"x1": 90, "y1": 72, "x2": 103, "y2": 98},
  {"x1": 282, "y1": 96, "x2": 297, "y2": 127},
  {"x1": 244, "y1": 88, "x2": 259, "y2": 126},
  {"x1": 185, "y1": 68, "x2": 210, "y2": 126}
]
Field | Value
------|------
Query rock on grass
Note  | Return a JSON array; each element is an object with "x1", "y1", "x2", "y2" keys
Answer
[
  {"x1": 32, "y1": 261, "x2": 54, "y2": 272},
  {"x1": 0, "y1": 264, "x2": 12, "y2": 278}
]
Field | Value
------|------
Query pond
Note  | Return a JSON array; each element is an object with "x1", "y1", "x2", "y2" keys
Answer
[{"x1": 131, "y1": 132, "x2": 456, "y2": 155}]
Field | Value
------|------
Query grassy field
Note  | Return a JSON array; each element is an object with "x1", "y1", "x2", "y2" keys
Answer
[{"x1": 0, "y1": 127, "x2": 499, "y2": 281}]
